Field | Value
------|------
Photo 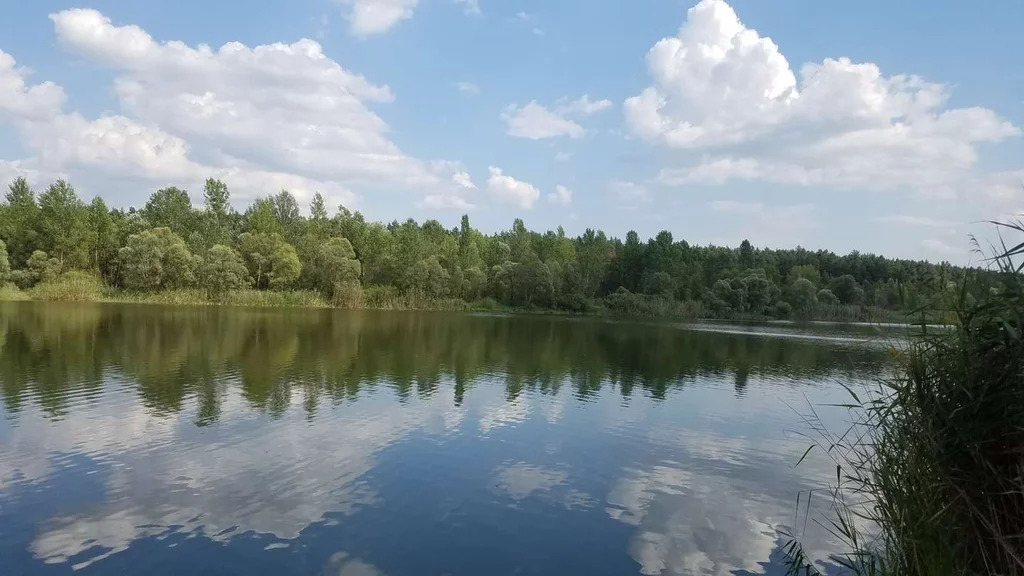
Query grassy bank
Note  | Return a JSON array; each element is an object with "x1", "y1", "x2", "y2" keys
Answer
[
  {"x1": 0, "y1": 275, "x2": 921, "y2": 323},
  {"x1": 785, "y1": 222, "x2": 1024, "y2": 575}
]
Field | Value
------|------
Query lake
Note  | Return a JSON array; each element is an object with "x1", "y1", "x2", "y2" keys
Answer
[{"x1": 0, "y1": 302, "x2": 894, "y2": 575}]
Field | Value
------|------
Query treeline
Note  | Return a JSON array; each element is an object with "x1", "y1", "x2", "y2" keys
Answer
[{"x1": 0, "y1": 177, "x2": 974, "y2": 319}]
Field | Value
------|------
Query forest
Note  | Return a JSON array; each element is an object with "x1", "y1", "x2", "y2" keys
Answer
[{"x1": 0, "y1": 176, "x2": 975, "y2": 320}]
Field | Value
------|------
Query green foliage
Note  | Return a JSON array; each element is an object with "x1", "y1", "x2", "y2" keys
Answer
[
  {"x1": 408, "y1": 256, "x2": 450, "y2": 299},
  {"x1": 201, "y1": 245, "x2": 252, "y2": 299},
  {"x1": 27, "y1": 250, "x2": 62, "y2": 284},
  {"x1": 236, "y1": 232, "x2": 300, "y2": 290},
  {"x1": 0, "y1": 239, "x2": 10, "y2": 282},
  {"x1": 119, "y1": 228, "x2": 196, "y2": 291},
  {"x1": 142, "y1": 187, "x2": 194, "y2": 237},
  {"x1": 38, "y1": 180, "x2": 88, "y2": 268},
  {"x1": 0, "y1": 175, "x2": 978, "y2": 320},
  {"x1": 816, "y1": 288, "x2": 839, "y2": 305},
  {"x1": 828, "y1": 274, "x2": 864, "y2": 304},
  {"x1": 789, "y1": 278, "x2": 818, "y2": 313},
  {"x1": 310, "y1": 237, "x2": 362, "y2": 302},
  {"x1": 30, "y1": 271, "x2": 104, "y2": 301},
  {"x1": 1, "y1": 177, "x2": 40, "y2": 267}
]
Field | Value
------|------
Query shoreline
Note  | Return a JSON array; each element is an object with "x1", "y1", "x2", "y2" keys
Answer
[{"x1": 0, "y1": 284, "x2": 925, "y2": 325}]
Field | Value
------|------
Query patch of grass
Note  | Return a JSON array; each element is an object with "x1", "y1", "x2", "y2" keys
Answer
[
  {"x1": 219, "y1": 289, "x2": 328, "y2": 308},
  {"x1": 0, "y1": 283, "x2": 28, "y2": 301},
  {"x1": 106, "y1": 289, "x2": 212, "y2": 306},
  {"x1": 361, "y1": 285, "x2": 471, "y2": 311},
  {"x1": 785, "y1": 219, "x2": 1024, "y2": 576},
  {"x1": 30, "y1": 271, "x2": 104, "y2": 302}
]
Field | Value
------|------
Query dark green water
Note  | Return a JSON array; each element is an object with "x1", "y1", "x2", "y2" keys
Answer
[{"x1": 0, "y1": 302, "x2": 893, "y2": 575}]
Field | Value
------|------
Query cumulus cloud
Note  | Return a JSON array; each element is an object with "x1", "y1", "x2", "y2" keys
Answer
[
  {"x1": 503, "y1": 102, "x2": 584, "y2": 140},
  {"x1": 420, "y1": 164, "x2": 478, "y2": 210},
  {"x1": 557, "y1": 94, "x2": 612, "y2": 116},
  {"x1": 626, "y1": 0, "x2": 1019, "y2": 198},
  {"x1": 486, "y1": 166, "x2": 540, "y2": 209},
  {"x1": 340, "y1": 0, "x2": 418, "y2": 36},
  {"x1": 0, "y1": 10, "x2": 475, "y2": 208},
  {"x1": 503, "y1": 94, "x2": 612, "y2": 140},
  {"x1": 548, "y1": 184, "x2": 572, "y2": 205}
]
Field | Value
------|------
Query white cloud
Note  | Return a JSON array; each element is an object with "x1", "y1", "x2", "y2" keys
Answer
[
  {"x1": 486, "y1": 166, "x2": 540, "y2": 209},
  {"x1": 548, "y1": 184, "x2": 572, "y2": 205},
  {"x1": 626, "y1": 0, "x2": 1019, "y2": 197},
  {"x1": 503, "y1": 94, "x2": 611, "y2": 140},
  {"x1": 0, "y1": 51, "x2": 65, "y2": 120},
  {"x1": 454, "y1": 0, "x2": 481, "y2": 16},
  {"x1": 340, "y1": 0, "x2": 418, "y2": 36},
  {"x1": 0, "y1": 10, "x2": 476, "y2": 209},
  {"x1": 554, "y1": 151, "x2": 573, "y2": 162},
  {"x1": 420, "y1": 163, "x2": 477, "y2": 210},
  {"x1": 557, "y1": 94, "x2": 612, "y2": 116},
  {"x1": 503, "y1": 102, "x2": 584, "y2": 140},
  {"x1": 455, "y1": 81, "x2": 480, "y2": 95},
  {"x1": 452, "y1": 171, "x2": 476, "y2": 190}
]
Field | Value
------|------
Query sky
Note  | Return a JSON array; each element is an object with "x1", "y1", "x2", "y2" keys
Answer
[{"x1": 0, "y1": 0, "x2": 1022, "y2": 263}]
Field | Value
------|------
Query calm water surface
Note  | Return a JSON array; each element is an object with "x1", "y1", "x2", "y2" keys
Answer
[{"x1": 0, "y1": 302, "x2": 896, "y2": 575}]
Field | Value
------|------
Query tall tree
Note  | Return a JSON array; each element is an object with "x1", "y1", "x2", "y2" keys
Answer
[
  {"x1": 142, "y1": 187, "x2": 194, "y2": 238},
  {"x1": 1, "y1": 177, "x2": 40, "y2": 268},
  {"x1": 38, "y1": 180, "x2": 88, "y2": 268}
]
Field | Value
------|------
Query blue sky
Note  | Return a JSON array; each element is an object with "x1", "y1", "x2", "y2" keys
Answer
[{"x1": 1, "y1": 0, "x2": 1022, "y2": 263}]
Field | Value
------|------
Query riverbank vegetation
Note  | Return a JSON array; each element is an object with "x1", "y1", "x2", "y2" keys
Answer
[
  {"x1": 785, "y1": 220, "x2": 1024, "y2": 575},
  {"x1": 0, "y1": 176, "x2": 982, "y2": 320}
]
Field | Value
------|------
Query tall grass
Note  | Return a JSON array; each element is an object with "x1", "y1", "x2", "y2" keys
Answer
[
  {"x1": 785, "y1": 219, "x2": 1024, "y2": 575},
  {"x1": 30, "y1": 271, "x2": 104, "y2": 301},
  {"x1": 0, "y1": 283, "x2": 28, "y2": 301}
]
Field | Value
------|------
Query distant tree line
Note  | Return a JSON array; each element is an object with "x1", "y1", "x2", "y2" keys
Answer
[{"x1": 0, "y1": 177, "x2": 976, "y2": 319}]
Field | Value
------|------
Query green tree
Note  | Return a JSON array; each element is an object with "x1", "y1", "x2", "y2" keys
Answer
[
  {"x1": 311, "y1": 237, "x2": 362, "y2": 301},
  {"x1": 86, "y1": 197, "x2": 119, "y2": 282},
  {"x1": 244, "y1": 198, "x2": 283, "y2": 235},
  {"x1": 743, "y1": 273, "x2": 779, "y2": 314},
  {"x1": 789, "y1": 278, "x2": 819, "y2": 313},
  {"x1": 203, "y1": 179, "x2": 230, "y2": 219},
  {"x1": 236, "y1": 232, "x2": 300, "y2": 289},
  {"x1": 1, "y1": 177, "x2": 40, "y2": 268},
  {"x1": 408, "y1": 256, "x2": 449, "y2": 299},
  {"x1": 38, "y1": 180, "x2": 88, "y2": 268},
  {"x1": 0, "y1": 239, "x2": 10, "y2": 283},
  {"x1": 119, "y1": 228, "x2": 196, "y2": 291},
  {"x1": 271, "y1": 190, "x2": 302, "y2": 242},
  {"x1": 828, "y1": 274, "x2": 864, "y2": 305},
  {"x1": 787, "y1": 264, "x2": 821, "y2": 287},
  {"x1": 200, "y1": 245, "x2": 251, "y2": 298},
  {"x1": 142, "y1": 187, "x2": 194, "y2": 237},
  {"x1": 463, "y1": 266, "x2": 486, "y2": 300},
  {"x1": 201, "y1": 178, "x2": 232, "y2": 248},
  {"x1": 817, "y1": 288, "x2": 839, "y2": 306},
  {"x1": 27, "y1": 250, "x2": 62, "y2": 284}
]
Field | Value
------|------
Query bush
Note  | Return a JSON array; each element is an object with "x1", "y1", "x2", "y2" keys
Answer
[
  {"x1": 0, "y1": 284, "x2": 28, "y2": 301},
  {"x1": 9, "y1": 270, "x2": 34, "y2": 290},
  {"x1": 30, "y1": 271, "x2": 104, "y2": 301},
  {"x1": 772, "y1": 300, "x2": 793, "y2": 318}
]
